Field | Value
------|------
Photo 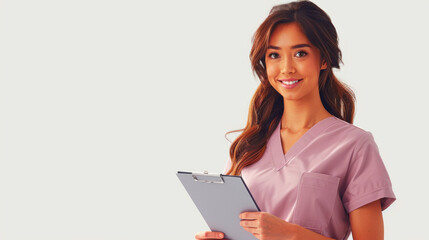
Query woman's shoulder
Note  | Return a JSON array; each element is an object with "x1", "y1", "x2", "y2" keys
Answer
[{"x1": 327, "y1": 116, "x2": 376, "y2": 144}]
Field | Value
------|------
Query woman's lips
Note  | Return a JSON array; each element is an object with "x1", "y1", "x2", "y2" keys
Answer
[{"x1": 278, "y1": 79, "x2": 302, "y2": 89}]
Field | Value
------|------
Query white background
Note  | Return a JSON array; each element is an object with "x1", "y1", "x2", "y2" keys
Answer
[{"x1": 0, "y1": 0, "x2": 428, "y2": 239}]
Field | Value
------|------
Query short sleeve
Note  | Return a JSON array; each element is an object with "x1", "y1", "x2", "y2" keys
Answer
[{"x1": 342, "y1": 132, "x2": 396, "y2": 213}]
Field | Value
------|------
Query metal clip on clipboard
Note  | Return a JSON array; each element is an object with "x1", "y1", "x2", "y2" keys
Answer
[{"x1": 192, "y1": 171, "x2": 225, "y2": 184}]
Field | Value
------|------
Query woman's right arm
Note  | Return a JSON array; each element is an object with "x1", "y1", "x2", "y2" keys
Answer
[{"x1": 195, "y1": 231, "x2": 225, "y2": 240}]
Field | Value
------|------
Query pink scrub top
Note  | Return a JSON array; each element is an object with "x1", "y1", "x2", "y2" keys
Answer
[{"x1": 223, "y1": 116, "x2": 396, "y2": 240}]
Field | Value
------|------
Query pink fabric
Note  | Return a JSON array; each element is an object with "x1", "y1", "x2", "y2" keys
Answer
[{"x1": 223, "y1": 116, "x2": 396, "y2": 240}]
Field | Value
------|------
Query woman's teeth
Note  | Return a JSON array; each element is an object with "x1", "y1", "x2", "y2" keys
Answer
[{"x1": 282, "y1": 80, "x2": 299, "y2": 85}]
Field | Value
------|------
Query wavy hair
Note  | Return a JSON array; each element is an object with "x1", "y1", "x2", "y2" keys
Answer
[{"x1": 225, "y1": 0, "x2": 355, "y2": 176}]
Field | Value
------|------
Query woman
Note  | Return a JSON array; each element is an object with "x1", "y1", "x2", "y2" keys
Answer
[{"x1": 195, "y1": 1, "x2": 395, "y2": 239}]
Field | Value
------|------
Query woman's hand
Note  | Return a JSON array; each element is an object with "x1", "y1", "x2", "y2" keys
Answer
[
  {"x1": 239, "y1": 212, "x2": 297, "y2": 240},
  {"x1": 240, "y1": 212, "x2": 335, "y2": 240},
  {"x1": 194, "y1": 231, "x2": 225, "y2": 240}
]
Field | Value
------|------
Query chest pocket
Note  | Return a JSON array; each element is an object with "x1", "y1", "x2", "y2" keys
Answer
[{"x1": 292, "y1": 172, "x2": 340, "y2": 236}]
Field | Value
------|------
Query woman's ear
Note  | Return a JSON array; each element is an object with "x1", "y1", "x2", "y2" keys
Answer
[{"x1": 321, "y1": 60, "x2": 327, "y2": 70}]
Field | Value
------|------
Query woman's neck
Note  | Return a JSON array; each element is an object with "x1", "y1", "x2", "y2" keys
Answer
[{"x1": 281, "y1": 96, "x2": 332, "y2": 132}]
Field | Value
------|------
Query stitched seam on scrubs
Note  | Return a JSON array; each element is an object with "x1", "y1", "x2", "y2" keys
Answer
[
  {"x1": 343, "y1": 131, "x2": 371, "y2": 190},
  {"x1": 343, "y1": 186, "x2": 393, "y2": 213}
]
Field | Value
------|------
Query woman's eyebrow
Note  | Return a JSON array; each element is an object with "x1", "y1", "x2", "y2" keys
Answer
[{"x1": 267, "y1": 43, "x2": 312, "y2": 50}]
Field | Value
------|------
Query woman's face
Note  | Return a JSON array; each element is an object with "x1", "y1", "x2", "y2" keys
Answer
[{"x1": 265, "y1": 22, "x2": 327, "y2": 102}]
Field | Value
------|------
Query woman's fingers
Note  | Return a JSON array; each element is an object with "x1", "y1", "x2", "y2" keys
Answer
[
  {"x1": 194, "y1": 231, "x2": 225, "y2": 239},
  {"x1": 239, "y1": 212, "x2": 263, "y2": 237},
  {"x1": 240, "y1": 212, "x2": 260, "y2": 220},
  {"x1": 239, "y1": 212, "x2": 261, "y2": 230},
  {"x1": 240, "y1": 219, "x2": 259, "y2": 228}
]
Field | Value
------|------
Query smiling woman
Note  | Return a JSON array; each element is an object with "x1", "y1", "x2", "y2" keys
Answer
[
  {"x1": 194, "y1": 1, "x2": 395, "y2": 240},
  {"x1": 265, "y1": 23, "x2": 327, "y2": 103}
]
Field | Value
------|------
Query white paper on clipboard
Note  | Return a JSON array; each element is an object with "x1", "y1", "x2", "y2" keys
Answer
[{"x1": 177, "y1": 171, "x2": 260, "y2": 240}]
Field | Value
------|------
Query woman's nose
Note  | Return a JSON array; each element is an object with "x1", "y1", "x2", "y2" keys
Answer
[{"x1": 280, "y1": 58, "x2": 296, "y2": 74}]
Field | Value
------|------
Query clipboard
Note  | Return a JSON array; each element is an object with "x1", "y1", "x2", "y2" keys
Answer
[{"x1": 176, "y1": 171, "x2": 260, "y2": 240}]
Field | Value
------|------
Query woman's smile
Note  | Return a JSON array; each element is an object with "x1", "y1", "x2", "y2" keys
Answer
[{"x1": 278, "y1": 78, "x2": 303, "y2": 89}]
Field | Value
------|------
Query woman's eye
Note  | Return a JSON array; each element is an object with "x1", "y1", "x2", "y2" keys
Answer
[
  {"x1": 295, "y1": 51, "x2": 307, "y2": 58},
  {"x1": 268, "y1": 53, "x2": 280, "y2": 59}
]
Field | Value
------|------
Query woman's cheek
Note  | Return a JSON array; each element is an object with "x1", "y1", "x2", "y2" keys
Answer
[{"x1": 266, "y1": 64, "x2": 277, "y2": 80}]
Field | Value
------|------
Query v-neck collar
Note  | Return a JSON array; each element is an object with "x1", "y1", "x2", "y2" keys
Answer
[{"x1": 270, "y1": 116, "x2": 338, "y2": 171}]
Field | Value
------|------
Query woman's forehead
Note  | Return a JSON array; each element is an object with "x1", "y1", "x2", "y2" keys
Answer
[{"x1": 268, "y1": 22, "x2": 312, "y2": 48}]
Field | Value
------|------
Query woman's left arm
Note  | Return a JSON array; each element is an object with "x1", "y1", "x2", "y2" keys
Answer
[{"x1": 349, "y1": 199, "x2": 384, "y2": 240}]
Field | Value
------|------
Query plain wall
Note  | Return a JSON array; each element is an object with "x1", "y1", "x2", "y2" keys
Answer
[{"x1": 0, "y1": 0, "x2": 428, "y2": 239}]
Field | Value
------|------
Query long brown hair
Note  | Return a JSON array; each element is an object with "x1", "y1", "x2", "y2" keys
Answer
[{"x1": 225, "y1": 0, "x2": 355, "y2": 176}]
